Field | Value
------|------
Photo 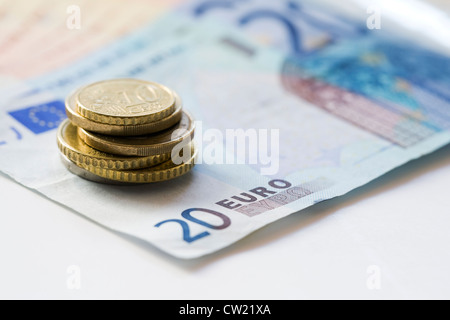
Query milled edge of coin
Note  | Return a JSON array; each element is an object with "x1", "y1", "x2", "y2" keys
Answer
[
  {"x1": 60, "y1": 154, "x2": 135, "y2": 185},
  {"x1": 81, "y1": 143, "x2": 198, "y2": 183},
  {"x1": 57, "y1": 119, "x2": 171, "y2": 170},
  {"x1": 78, "y1": 111, "x2": 196, "y2": 157},
  {"x1": 66, "y1": 88, "x2": 183, "y2": 136},
  {"x1": 75, "y1": 79, "x2": 176, "y2": 126}
]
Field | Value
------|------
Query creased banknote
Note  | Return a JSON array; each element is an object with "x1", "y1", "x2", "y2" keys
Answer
[{"x1": 1, "y1": 1, "x2": 450, "y2": 259}]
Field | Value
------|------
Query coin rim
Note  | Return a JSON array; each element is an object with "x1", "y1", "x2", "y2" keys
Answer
[
  {"x1": 77, "y1": 110, "x2": 196, "y2": 157},
  {"x1": 66, "y1": 87, "x2": 183, "y2": 136},
  {"x1": 60, "y1": 153, "x2": 135, "y2": 185},
  {"x1": 57, "y1": 119, "x2": 171, "y2": 170},
  {"x1": 75, "y1": 79, "x2": 176, "y2": 126},
  {"x1": 79, "y1": 143, "x2": 197, "y2": 183}
]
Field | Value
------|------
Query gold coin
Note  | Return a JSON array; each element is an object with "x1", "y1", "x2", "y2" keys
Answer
[
  {"x1": 80, "y1": 143, "x2": 197, "y2": 183},
  {"x1": 78, "y1": 111, "x2": 195, "y2": 156},
  {"x1": 59, "y1": 153, "x2": 133, "y2": 185},
  {"x1": 57, "y1": 119, "x2": 170, "y2": 170},
  {"x1": 66, "y1": 88, "x2": 183, "y2": 136},
  {"x1": 76, "y1": 79, "x2": 176, "y2": 126}
]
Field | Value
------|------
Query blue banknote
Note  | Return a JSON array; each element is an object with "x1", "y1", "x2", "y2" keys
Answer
[{"x1": 0, "y1": 7, "x2": 449, "y2": 258}]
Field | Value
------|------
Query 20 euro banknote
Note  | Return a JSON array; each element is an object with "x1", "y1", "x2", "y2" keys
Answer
[{"x1": 1, "y1": 11, "x2": 450, "y2": 259}]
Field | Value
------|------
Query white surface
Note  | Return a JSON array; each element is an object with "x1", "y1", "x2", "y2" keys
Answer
[{"x1": 1, "y1": 143, "x2": 450, "y2": 300}]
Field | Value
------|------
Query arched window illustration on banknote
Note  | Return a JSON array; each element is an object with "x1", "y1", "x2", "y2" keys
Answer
[{"x1": 279, "y1": 40, "x2": 450, "y2": 148}]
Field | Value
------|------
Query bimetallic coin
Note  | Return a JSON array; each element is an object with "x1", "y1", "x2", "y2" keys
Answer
[
  {"x1": 57, "y1": 119, "x2": 170, "y2": 170},
  {"x1": 60, "y1": 154, "x2": 133, "y2": 185},
  {"x1": 76, "y1": 79, "x2": 176, "y2": 126},
  {"x1": 78, "y1": 111, "x2": 195, "y2": 157},
  {"x1": 81, "y1": 143, "x2": 197, "y2": 183},
  {"x1": 66, "y1": 88, "x2": 183, "y2": 136}
]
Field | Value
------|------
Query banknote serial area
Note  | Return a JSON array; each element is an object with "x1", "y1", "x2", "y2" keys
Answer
[{"x1": 1, "y1": 0, "x2": 450, "y2": 261}]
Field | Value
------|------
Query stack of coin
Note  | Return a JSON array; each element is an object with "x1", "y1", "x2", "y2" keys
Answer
[{"x1": 57, "y1": 79, "x2": 197, "y2": 184}]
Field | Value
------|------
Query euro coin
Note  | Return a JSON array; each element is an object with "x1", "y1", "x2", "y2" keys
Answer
[
  {"x1": 60, "y1": 153, "x2": 133, "y2": 185},
  {"x1": 65, "y1": 88, "x2": 183, "y2": 136},
  {"x1": 78, "y1": 111, "x2": 195, "y2": 157},
  {"x1": 76, "y1": 79, "x2": 176, "y2": 126},
  {"x1": 80, "y1": 143, "x2": 197, "y2": 183},
  {"x1": 57, "y1": 119, "x2": 170, "y2": 170}
]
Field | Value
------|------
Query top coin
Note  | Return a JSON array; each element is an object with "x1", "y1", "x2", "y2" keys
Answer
[{"x1": 76, "y1": 79, "x2": 176, "y2": 126}]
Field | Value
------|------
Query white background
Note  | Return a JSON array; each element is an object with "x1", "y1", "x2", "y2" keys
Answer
[{"x1": 1, "y1": 0, "x2": 450, "y2": 300}]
